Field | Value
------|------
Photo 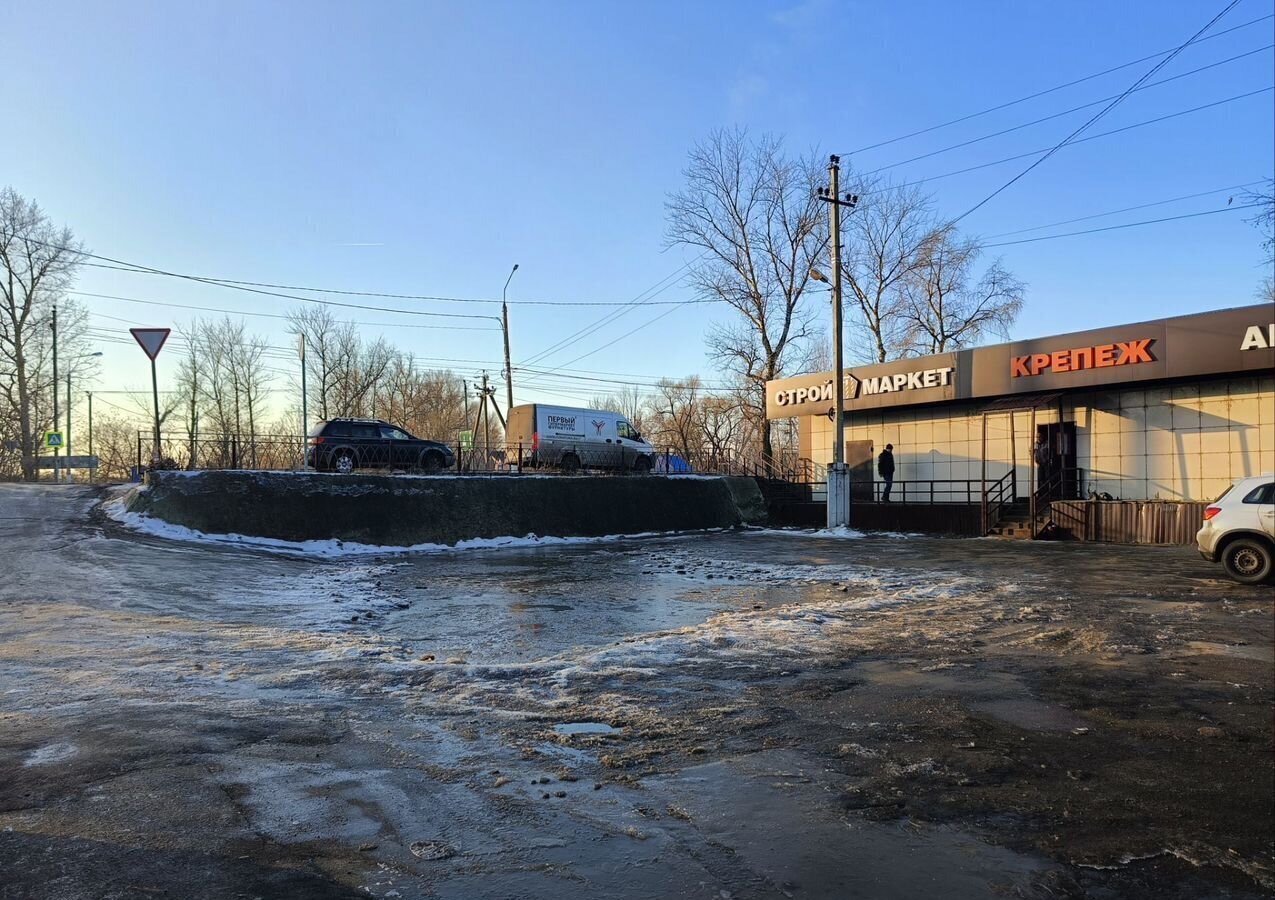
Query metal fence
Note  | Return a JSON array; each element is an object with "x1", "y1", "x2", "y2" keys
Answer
[{"x1": 137, "y1": 431, "x2": 809, "y2": 480}]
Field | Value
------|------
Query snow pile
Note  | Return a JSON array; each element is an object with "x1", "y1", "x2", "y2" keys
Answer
[{"x1": 103, "y1": 493, "x2": 707, "y2": 557}]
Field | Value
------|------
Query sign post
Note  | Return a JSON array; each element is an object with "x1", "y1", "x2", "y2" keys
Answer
[{"x1": 130, "y1": 328, "x2": 171, "y2": 468}]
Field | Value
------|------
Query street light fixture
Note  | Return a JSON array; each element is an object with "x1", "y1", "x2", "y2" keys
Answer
[{"x1": 64, "y1": 351, "x2": 103, "y2": 482}]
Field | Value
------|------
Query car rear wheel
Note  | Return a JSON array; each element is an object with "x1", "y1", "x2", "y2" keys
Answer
[
  {"x1": 560, "y1": 452, "x2": 580, "y2": 474},
  {"x1": 334, "y1": 452, "x2": 356, "y2": 475},
  {"x1": 419, "y1": 450, "x2": 444, "y2": 473},
  {"x1": 1221, "y1": 537, "x2": 1274, "y2": 584}
]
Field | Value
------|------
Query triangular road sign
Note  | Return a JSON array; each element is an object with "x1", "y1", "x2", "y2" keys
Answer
[{"x1": 130, "y1": 328, "x2": 171, "y2": 360}]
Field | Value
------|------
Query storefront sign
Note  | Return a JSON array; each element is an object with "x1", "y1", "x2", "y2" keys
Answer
[
  {"x1": 861, "y1": 366, "x2": 953, "y2": 394},
  {"x1": 1240, "y1": 323, "x2": 1275, "y2": 351},
  {"x1": 773, "y1": 374, "x2": 860, "y2": 408},
  {"x1": 1011, "y1": 339, "x2": 1154, "y2": 377}
]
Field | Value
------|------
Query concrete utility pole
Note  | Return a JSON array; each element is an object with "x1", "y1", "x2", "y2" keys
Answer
[
  {"x1": 502, "y1": 264, "x2": 518, "y2": 414},
  {"x1": 817, "y1": 156, "x2": 859, "y2": 529},
  {"x1": 51, "y1": 306, "x2": 59, "y2": 482},
  {"x1": 86, "y1": 391, "x2": 94, "y2": 483}
]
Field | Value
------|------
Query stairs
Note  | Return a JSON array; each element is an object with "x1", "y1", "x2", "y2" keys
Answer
[{"x1": 987, "y1": 500, "x2": 1041, "y2": 539}]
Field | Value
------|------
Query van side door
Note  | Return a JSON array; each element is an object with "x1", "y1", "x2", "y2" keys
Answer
[{"x1": 615, "y1": 420, "x2": 642, "y2": 469}]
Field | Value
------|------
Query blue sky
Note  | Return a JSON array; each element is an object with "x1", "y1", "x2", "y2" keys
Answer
[{"x1": 2, "y1": 0, "x2": 1271, "y2": 413}]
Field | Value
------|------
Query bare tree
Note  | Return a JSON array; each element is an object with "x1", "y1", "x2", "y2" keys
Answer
[
  {"x1": 649, "y1": 377, "x2": 703, "y2": 463},
  {"x1": 666, "y1": 129, "x2": 828, "y2": 462},
  {"x1": 0, "y1": 188, "x2": 85, "y2": 480},
  {"x1": 1243, "y1": 178, "x2": 1274, "y2": 301},
  {"x1": 896, "y1": 224, "x2": 1025, "y2": 355},
  {"x1": 840, "y1": 182, "x2": 935, "y2": 363}
]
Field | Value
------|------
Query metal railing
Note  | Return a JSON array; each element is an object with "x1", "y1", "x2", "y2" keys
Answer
[
  {"x1": 871, "y1": 478, "x2": 988, "y2": 505},
  {"x1": 981, "y1": 470, "x2": 1017, "y2": 534},
  {"x1": 1030, "y1": 466, "x2": 1085, "y2": 537},
  {"x1": 136, "y1": 431, "x2": 810, "y2": 480}
]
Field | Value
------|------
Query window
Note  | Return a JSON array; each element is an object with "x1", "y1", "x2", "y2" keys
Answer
[
  {"x1": 617, "y1": 421, "x2": 637, "y2": 440},
  {"x1": 1241, "y1": 483, "x2": 1274, "y2": 504},
  {"x1": 352, "y1": 424, "x2": 381, "y2": 439},
  {"x1": 380, "y1": 426, "x2": 411, "y2": 441}
]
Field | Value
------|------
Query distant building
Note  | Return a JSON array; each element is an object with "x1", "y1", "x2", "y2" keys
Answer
[{"x1": 766, "y1": 304, "x2": 1275, "y2": 504}]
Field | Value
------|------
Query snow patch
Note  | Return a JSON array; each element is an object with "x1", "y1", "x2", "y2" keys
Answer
[{"x1": 103, "y1": 494, "x2": 713, "y2": 557}]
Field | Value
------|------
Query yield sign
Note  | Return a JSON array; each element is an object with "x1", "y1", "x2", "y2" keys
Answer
[{"x1": 130, "y1": 328, "x2": 171, "y2": 360}]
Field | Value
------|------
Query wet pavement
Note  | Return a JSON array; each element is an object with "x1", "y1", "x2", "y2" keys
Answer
[{"x1": 0, "y1": 483, "x2": 1271, "y2": 899}]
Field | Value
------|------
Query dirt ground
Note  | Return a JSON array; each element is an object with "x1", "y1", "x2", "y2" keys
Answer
[{"x1": 1, "y1": 483, "x2": 1271, "y2": 899}]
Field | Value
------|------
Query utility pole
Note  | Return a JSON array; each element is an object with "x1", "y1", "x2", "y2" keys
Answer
[
  {"x1": 86, "y1": 391, "x2": 94, "y2": 483},
  {"x1": 817, "y1": 156, "x2": 858, "y2": 529},
  {"x1": 51, "y1": 306, "x2": 59, "y2": 482},
  {"x1": 66, "y1": 370, "x2": 72, "y2": 483},
  {"x1": 502, "y1": 264, "x2": 518, "y2": 414},
  {"x1": 297, "y1": 333, "x2": 307, "y2": 469}
]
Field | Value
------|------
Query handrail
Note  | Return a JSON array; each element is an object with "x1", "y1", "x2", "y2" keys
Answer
[{"x1": 981, "y1": 470, "x2": 1016, "y2": 534}]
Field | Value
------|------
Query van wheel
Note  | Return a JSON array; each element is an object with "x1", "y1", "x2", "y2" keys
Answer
[
  {"x1": 419, "y1": 450, "x2": 444, "y2": 473},
  {"x1": 1222, "y1": 538, "x2": 1274, "y2": 584},
  {"x1": 560, "y1": 453, "x2": 580, "y2": 474},
  {"x1": 632, "y1": 455, "x2": 652, "y2": 475},
  {"x1": 334, "y1": 452, "x2": 355, "y2": 475}
]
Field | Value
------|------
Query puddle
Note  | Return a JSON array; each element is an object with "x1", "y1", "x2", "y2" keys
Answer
[
  {"x1": 649, "y1": 749, "x2": 1053, "y2": 899},
  {"x1": 971, "y1": 698, "x2": 1089, "y2": 732},
  {"x1": 553, "y1": 722, "x2": 618, "y2": 735},
  {"x1": 1181, "y1": 641, "x2": 1274, "y2": 664}
]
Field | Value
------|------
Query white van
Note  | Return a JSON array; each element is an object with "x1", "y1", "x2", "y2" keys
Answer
[{"x1": 506, "y1": 403, "x2": 656, "y2": 473}]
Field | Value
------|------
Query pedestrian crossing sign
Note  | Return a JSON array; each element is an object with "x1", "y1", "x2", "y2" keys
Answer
[{"x1": 45, "y1": 431, "x2": 64, "y2": 448}]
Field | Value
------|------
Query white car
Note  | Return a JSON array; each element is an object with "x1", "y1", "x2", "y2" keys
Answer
[{"x1": 1196, "y1": 474, "x2": 1275, "y2": 584}]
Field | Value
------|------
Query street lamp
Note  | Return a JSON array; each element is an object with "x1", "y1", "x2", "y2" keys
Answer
[
  {"x1": 65, "y1": 351, "x2": 103, "y2": 482},
  {"x1": 501, "y1": 264, "x2": 519, "y2": 414}
]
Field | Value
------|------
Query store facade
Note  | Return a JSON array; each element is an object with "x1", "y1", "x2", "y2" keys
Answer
[{"x1": 765, "y1": 304, "x2": 1275, "y2": 505}]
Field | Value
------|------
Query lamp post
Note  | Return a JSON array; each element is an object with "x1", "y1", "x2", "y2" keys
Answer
[
  {"x1": 501, "y1": 264, "x2": 519, "y2": 415},
  {"x1": 65, "y1": 351, "x2": 103, "y2": 482}
]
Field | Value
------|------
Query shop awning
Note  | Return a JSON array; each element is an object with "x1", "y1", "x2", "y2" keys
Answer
[{"x1": 981, "y1": 391, "x2": 1065, "y2": 412}]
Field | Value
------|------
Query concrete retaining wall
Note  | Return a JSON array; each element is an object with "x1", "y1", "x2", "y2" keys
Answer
[{"x1": 130, "y1": 471, "x2": 766, "y2": 545}]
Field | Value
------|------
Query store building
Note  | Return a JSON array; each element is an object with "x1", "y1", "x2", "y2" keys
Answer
[{"x1": 765, "y1": 304, "x2": 1275, "y2": 509}]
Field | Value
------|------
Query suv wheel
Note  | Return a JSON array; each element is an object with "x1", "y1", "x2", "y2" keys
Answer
[
  {"x1": 1221, "y1": 537, "x2": 1274, "y2": 585},
  {"x1": 419, "y1": 450, "x2": 444, "y2": 473},
  {"x1": 334, "y1": 452, "x2": 356, "y2": 475}
]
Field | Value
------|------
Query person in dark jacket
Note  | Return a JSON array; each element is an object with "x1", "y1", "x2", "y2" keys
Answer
[{"x1": 878, "y1": 444, "x2": 896, "y2": 502}]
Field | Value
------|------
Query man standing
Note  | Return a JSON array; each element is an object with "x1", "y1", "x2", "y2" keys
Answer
[{"x1": 878, "y1": 443, "x2": 896, "y2": 502}]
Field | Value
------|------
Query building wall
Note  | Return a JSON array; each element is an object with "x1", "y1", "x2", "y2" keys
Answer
[{"x1": 800, "y1": 375, "x2": 1275, "y2": 503}]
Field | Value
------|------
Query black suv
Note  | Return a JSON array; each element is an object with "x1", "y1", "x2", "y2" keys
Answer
[{"x1": 306, "y1": 418, "x2": 455, "y2": 474}]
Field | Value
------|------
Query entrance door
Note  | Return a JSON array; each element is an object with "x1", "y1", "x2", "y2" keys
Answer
[
  {"x1": 845, "y1": 440, "x2": 875, "y2": 502},
  {"x1": 1035, "y1": 421, "x2": 1077, "y2": 500}
]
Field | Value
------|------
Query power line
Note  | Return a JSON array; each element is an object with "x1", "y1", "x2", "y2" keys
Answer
[
  {"x1": 82, "y1": 261, "x2": 718, "y2": 308},
  {"x1": 859, "y1": 44, "x2": 1272, "y2": 178},
  {"x1": 983, "y1": 181, "x2": 1266, "y2": 237},
  {"x1": 869, "y1": 87, "x2": 1272, "y2": 197},
  {"x1": 951, "y1": 0, "x2": 1245, "y2": 224},
  {"x1": 841, "y1": 10, "x2": 1272, "y2": 157},
  {"x1": 534, "y1": 303, "x2": 687, "y2": 375},
  {"x1": 70, "y1": 290, "x2": 503, "y2": 331},
  {"x1": 982, "y1": 202, "x2": 1262, "y2": 246},
  {"x1": 517, "y1": 256, "x2": 704, "y2": 368}
]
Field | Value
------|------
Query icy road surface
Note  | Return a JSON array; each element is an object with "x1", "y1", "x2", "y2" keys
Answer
[{"x1": 0, "y1": 483, "x2": 1271, "y2": 899}]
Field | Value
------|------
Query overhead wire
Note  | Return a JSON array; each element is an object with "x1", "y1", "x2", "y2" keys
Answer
[
  {"x1": 840, "y1": 10, "x2": 1272, "y2": 156},
  {"x1": 983, "y1": 181, "x2": 1266, "y2": 237},
  {"x1": 863, "y1": 87, "x2": 1273, "y2": 197},
  {"x1": 949, "y1": 0, "x2": 1246, "y2": 224},
  {"x1": 858, "y1": 44, "x2": 1273, "y2": 178},
  {"x1": 981, "y1": 202, "x2": 1263, "y2": 246}
]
